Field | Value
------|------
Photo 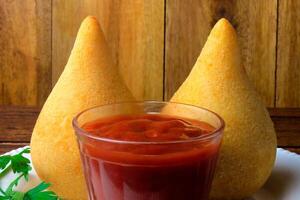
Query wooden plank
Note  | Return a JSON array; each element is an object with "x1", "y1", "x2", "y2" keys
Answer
[
  {"x1": 277, "y1": 132, "x2": 300, "y2": 146},
  {"x1": 276, "y1": 0, "x2": 300, "y2": 107},
  {"x1": 0, "y1": 106, "x2": 39, "y2": 142},
  {"x1": 165, "y1": 0, "x2": 277, "y2": 107},
  {"x1": 0, "y1": 0, "x2": 52, "y2": 106},
  {"x1": 52, "y1": 0, "x2": 164, "y2": 100},
  {"x1": 0, "y1": 143, "x2": 29, "y2": 155},
  {"x1": 164, "y1": 0, "x2": 211, "y2": 101},
  {"x1": 274, "y1": 119, "x2": 300, "y2": 146},
  {"x1": 0, "y1": 106, "x2": 299, "y2": 147},
  {"x1": 269, "y1": 107, "x2": 300, "y2": 117},
  {"x1": 269, "y1": 108, "x2": 300, "y2": 146}
]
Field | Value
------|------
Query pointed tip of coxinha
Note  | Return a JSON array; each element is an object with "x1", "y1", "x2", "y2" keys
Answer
[
  {"x1": 81, "y1": 15, "x2": 99, "y2": 29},
  {"x1": 171, "y1": 18, "x2": 276, "y2": 199},
  {"x1": 198, "y1": 18, "x2": 240, "y2": 70},
  {"x1": 171, "y1": 18, "x2": 243, "y2": 106},
  {"x1": 65, "y1": 15, "x2": 113, "y2": 72},
  {"x1": 210, "y1": 18, "x2": 237, "y2": 39},
  {"x1": 83, "y1": 15, "x2": 98, "y2": 23},
  {"x1": 31, "y1": 16, "x2": 133, "y2": 199},
  {"x1": 202, "y1": 18, "x2": 238, "y2": 55},
  {"x1": 75, "y1": 15, "x2": 105, "y2": 46},
  {"x1": 52, "y1": 15, "x2": 133, "y2": 106}
]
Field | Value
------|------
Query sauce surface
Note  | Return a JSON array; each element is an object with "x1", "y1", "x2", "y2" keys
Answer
[
  {"x1": 82, "y1": 114, "x2": 215, "y2": 142},
  {"x1": 79, "y1": 114, "x2": 221, "y2": 200}
]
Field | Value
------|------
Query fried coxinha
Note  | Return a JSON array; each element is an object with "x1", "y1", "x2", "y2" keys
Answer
[
  {"x1": 31, "y1": 16, "x2": 276, "y2": 200},
  {"x1": 171, "y1": 19, "x2": 276, "y2": 200},
  {"x1": 30, "y1": 16, "x2": 134, "y2": 199}
]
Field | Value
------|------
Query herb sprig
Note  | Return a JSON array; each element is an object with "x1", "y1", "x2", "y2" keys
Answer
[{"x1": 0, "y1": 148, "x2": 59, "y2": 200}]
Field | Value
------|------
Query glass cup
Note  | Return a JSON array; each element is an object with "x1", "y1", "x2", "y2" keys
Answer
[{"x1": 73, "y1": 101, "x2": 224, "y2": 200}]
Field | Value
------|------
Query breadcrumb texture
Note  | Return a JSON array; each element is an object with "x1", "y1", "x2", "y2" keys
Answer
[
  {"x1": 30, "y1": 16, "x2": 134, "y2": 200},
  {"x1": 171, "y1": 19, "x2": 277, "y2": 200}
]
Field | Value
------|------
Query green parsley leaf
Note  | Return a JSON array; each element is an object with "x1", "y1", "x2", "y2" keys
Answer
[
  {"x1": 11, "y1": 191, "x2": 24, "y2": 200},
  {"x1": 0, "y1": 147, "x2": 31, "y2": 178},
  {"x1": 0, "y1": 188, "x2": 6, "y2": 196},
  {"x1": 0, "y1": 148, "x2": 60, "y2": 200},
  {"x1": 10, "y1": 155, "x2": 31, "y2": 175},
  {"x1": 10, "y1": 148, "x2": 31, "y2": 175},
  {"x1": 5, "y1": 174, "x2": 24, "y2": 195},
  {"x1": 23, "y1": 182, "x2": 58, "y2": 200},
  {"x1": 0, "y1": 156, "x2": 11, "y2": 170},
  {"x1": 19, "y1": 149, "x2": 30, "y2": 154}
]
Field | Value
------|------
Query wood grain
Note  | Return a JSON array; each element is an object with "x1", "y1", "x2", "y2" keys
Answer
[
  {"x1": 165, "y1": 0, "x2": 277, "y2": 107},
  {"x1": 0, "y1": 0, "x2": 51, "y2": 106},
  {"x1": 270, "y1": 107, "x2": 300, "y2": 146},
  {"x1": 276, "y1": 0, "x2": 300, "y2": 107},
  {"x1": 0, "y1": 106, "x2": 299, "y2": 146},
  {"x1": 0, "y1": 106, "x2": 39, "y2": 142},
  {"x1": 269, "y1": 108, "x2": 300, "y2": 146},
  {"x1": 52, "y1": 0, "x2": 164, "y2": 100},
  {"x1": 0, "y1": 143, "x2": 29, "y2": 154},
  {"x1": 164, "y1": 0, "x2": 211, "y2": 100}
]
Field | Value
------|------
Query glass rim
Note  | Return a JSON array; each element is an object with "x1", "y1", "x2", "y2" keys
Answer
[{"x1": 72, "y1": 100, "x2": 225, "y2": 145}]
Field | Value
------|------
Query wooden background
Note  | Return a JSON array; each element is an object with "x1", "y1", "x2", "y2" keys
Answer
[
  {"x1": 0, "y1": 0, "x2": 300, "y2": 153},
  {"x1": 0, "y1": 0, "x2": 300, "y2": 107}
]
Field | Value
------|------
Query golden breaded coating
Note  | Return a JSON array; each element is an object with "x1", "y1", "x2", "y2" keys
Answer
[
  {"x1": 171, "y1": 18, "x2": 277, "y2": 199},
  {"x1": 30, "y1": 16, "x2": 134, "y2": 200}
]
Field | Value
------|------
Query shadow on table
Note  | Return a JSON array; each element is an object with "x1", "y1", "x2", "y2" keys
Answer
[{"x1": 252, "y1": 167, "x2": 295, "y2": 200}]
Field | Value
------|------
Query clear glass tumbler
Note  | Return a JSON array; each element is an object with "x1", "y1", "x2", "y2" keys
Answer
[{"x1": 73, "y1": 101, "x2": 224, "y2": 200}]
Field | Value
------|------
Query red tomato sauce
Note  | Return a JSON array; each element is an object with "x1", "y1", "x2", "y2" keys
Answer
[{"x1": 79, "y1": 114, "x2": 222, "y2": 200}]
